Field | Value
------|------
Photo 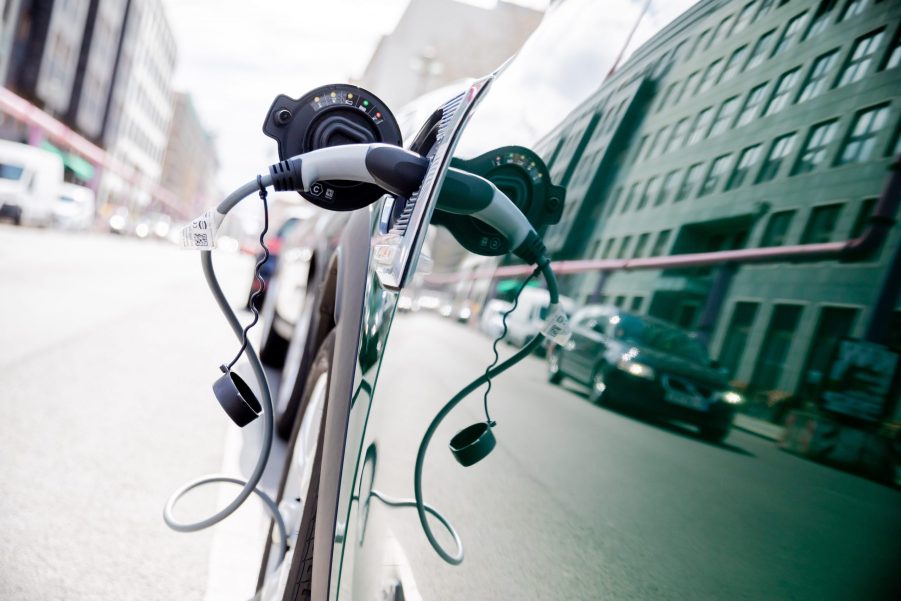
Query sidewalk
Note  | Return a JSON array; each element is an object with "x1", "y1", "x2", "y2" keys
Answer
[{"x1": 734, "y1": 413, "x2": 785, "y2": 442}]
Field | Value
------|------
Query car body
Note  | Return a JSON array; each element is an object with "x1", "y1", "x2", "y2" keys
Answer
[
  {"x1": 546, "y1": 305, "x2": 740, "y2": 441},
  {"x1": 53, "y1": 183, "x2": 95, "y2": 230},
  {"x1": 0, "y1": 139, "x2": 62, "y2": 226},
  {"x1": 503, "y1": 286, "x2": 575, "y2": 349}
]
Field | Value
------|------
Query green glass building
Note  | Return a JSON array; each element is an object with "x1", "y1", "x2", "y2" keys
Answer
[{"x1": 535, "y1": 0, "x2": 901, "y2": 413}]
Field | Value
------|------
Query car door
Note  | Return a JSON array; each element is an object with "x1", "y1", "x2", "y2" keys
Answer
[{"x1": 564, "y1": 311, "x2": 603, "y2": 383}]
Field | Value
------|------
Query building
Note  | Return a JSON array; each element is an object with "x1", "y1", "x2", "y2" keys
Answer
[
  {"x1": 97, "y1": 0, "x2": 176, "y2": 211},
  {"x1": 160, "y1": 92, "x2": 218, "y2": 216},
  {"x1": 358, "y1": 0, "x2": 543, "y2": 111},
  {"x1": 533, "y1": 0, "x2": 900, "y2": 407}
]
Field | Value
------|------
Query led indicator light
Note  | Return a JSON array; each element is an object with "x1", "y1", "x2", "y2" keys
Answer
[
  {"x1": 330, "y1": 91, "x2": 337, "y2": 98},
  {"x1": 363, "y1": 100, "x2": 369, "y2": 106},
  {"x1": 347, "y1": 93, "x2": 353, "y2": 99},
  {"x1": 375, "y1": 112, "x2": 382, "y2": 118},
  {"x1": 314, "y1": 96, "x2": 320, "y2": 102}
]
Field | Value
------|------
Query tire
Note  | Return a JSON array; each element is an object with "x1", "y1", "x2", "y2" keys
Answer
[
  {"x1": 588, "y1": 363, "x2": 610, "y2": 405},
  {"x1": 257, "y1": 330, "x2": 335, "y2": 599},
  {"x1": 547, "y1": 347, "x2": 563, "y2": 384},
  {"x1": 258, "y1": 313, "x2": 290, "y2": 368},
  {"x1": 699, "y1": 425, "x2": 730, "y2": 444}
]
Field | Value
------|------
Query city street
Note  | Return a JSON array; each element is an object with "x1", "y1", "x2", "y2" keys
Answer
[{"x1": 0, "y1": 225, "x2": 261, "y2": 600}]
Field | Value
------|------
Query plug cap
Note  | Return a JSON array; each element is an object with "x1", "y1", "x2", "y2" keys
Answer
[
  {"x1": 213, "y1": 369, "x2": 261, "y2": 427},
  {"x1": 449, "y1": 422, "x2": 495, "y2": 467}
]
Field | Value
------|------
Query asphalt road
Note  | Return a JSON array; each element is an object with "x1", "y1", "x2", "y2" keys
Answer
[
  {"x1": 0, "y1": 225, "x2": 258, "y2": 600},
  {"x1": 338, "y1": 312, "x2": 901, "y2": 601}
]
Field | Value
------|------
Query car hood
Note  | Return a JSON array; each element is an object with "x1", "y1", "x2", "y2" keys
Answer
[{"x1": 627, "y1": 346, "x2": 727, "y2": 389}]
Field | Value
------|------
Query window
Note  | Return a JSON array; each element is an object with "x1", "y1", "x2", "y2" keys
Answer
[
  {"x1": 720, "y1": 47, "x2": 747, "y2": 84},
  {"x1": 838, "y1": 0, "x2": 867, "y2": 22},
  {"x1": 836, "y1": 29, "x2": 885, "y2": 87},
  {"x1": 760, "y1": 209, "x2": 796, "y2": 245},
  {"x1": 657, "y1": 170, "x2": 680, "y2": 206},
  {"x1": 755, "y1": 0, "x2": 776, "y2": 21},
  {"x1": 675, "y1": 163, "x2": 703, "y2": 201},
  {"x1": 656, "y1": 82, "x2": 677, "y2": 112},
  {"x1": 692, "y1": 29, "x2": 712, "y2": 59},
  {"x1": 616, "y1": 235, "x2": 633, "y2": 259},
  {"x1": 801, "y1": 307, "x2": 859, "y2": 398},
  {"x1": 763, "y1": 68, "x2": 800, "y2": 116},
  {"x1": 637, "y1": 177, "x2": 660, "y2": 211},
  {"x1": 884, "y1": 30, "x2": 901, "y2": 70},
  {"x1": 726, "y1": 144, "x2": 762, "y2": 189},
  {"x1": 606, "y1": 187, "x2": 623, "y2": 216},
  {"x1": 601, "y1": 238, "x2": 616, "y2": 259},
  {"x1": 650, "y1": 124, "x2": 671, "y2": 158},
  {"x1": 804, "y1": 0, "x2": 837, "y2": 40},
  {"x1": 732, "y1": 2, "x2": 757, "y2": 35},
  {"x1": 678, "y1": 71, "x2": 700, "y2": 103},
  {"x1": 630, "y1": 296, "x2": 645, "y2": 312},
  {"x1": 687, "y1": 107, "x2": 714, "y2": 145},
  {"x1": 718, "y1": 302, "x2": 760, "y2": 376},
  {"x1": 699, "y1": 154, "x2": 732, "y2": 196},
  {"x1": 746, "y1": 30, "x2": 776, "y2": 70},
  {"x1": 850, "y1": 198, "x2": 877, "y2": 238},
  {"x1": 697, "y1": 59, "x2": 723, "y2": 95},
  {"x1": 614, "y1": 295, "x2": 626, "y2": 308},
  {"x1": 633, "y1": 233, "x2": 651, "y2": 258},
  {"x1": 711, "y1": 16, "x2": 735, "y2": 47},
  {"x1": 736, "y1": 83, "x2": 768, "y2": 127},
  {"x1": 708, "y1": 97, "x2": 740, "y2": 139},
  {"x1": 651, "y1": 229, "x2": 672, "y2": 256},
  {"x1": 792, "y1": 120, "x2": 838, "y2": 174},
  {"x1": 772, "y1": 12, "x2": 807, "y2": 57},
  {"x1": 633, "y1": 134, "x2": 650, "y2": 163},
  {"x1": 751, "y1": 304, "x2": 803, "y2": 390},
  {"x1": 666, "y1": 118, "x2": 690, "y2": 153},
  {"x1": 756, "y1": 132, "x2": 798, "y2": 182},
  {"x1": 620, "y1": 182, "x2": 640, "y2": 213},
  {"x1": 797, "y1": 50, "x2": 839, "y2": 102},
  {"x1": 837, "y1": 104, "x2": 889, "y2": 164},
  {"x1": 802, "y1": 203, "x2": 843, "y2": 243}
]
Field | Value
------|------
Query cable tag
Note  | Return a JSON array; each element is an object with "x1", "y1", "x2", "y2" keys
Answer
[
  {"x1": 541, "y1": 303, "x2": 571, "y2": 345},
  {"x1": 180, "y1": 210, "x2": 224, "y2": 250}
]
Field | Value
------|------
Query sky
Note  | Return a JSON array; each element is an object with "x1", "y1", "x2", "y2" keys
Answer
[{"x1": 162, "y1": 0, "x2": 698, "y2": 196}]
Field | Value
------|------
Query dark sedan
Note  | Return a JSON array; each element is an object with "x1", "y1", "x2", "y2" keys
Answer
[{"x1": 547, "y1": 305, "x2": 743, "y2": 442}]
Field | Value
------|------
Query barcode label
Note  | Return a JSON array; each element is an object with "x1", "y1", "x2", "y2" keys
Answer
[
  {"x1": 180, "y1": 210, "x2": 223, "y2": 250},
  {"x1": 542, "y1": 303, "x2": 572, "y2": 345}
]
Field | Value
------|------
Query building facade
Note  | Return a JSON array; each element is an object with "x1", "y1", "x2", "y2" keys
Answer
[
  {"x1": 535, "y1": 0, "x2": 901, "y2": 404},
  {"x1": 160, "y1": 92, "x2": 217, "y2": 217}
]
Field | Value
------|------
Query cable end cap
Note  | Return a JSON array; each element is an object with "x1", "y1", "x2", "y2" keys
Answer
[
  {"x1": 449, "y1": 422, "x2": 496, "y2": 467},
  {"x1": 213, "y1": 369, "x2": 262, "y2": 427}
]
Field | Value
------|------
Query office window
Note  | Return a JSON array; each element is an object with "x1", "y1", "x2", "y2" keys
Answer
[
  {"x1": 802, "y1": 307, "x2": 859, "y2": 397},
  {"x1": 606, "y1": 187, "x2": 623, "y2": 216},
  {"x1": 760, "y1": 210, "x2": 796, "y2": 246},
  {"x1": 891, "y1": 122, "x2": 901, "y2": 157},
  {"x1": 657, "y1": 169, "x2": 680, "y2": 206},
  {"x1": 651, "y1": 124, "x2": 671, "y2": 158},
  {"x1": 692, "y1": 29, "x2": 712, "y2": 59},
  {"x1": 679, "y1": 71, "x2": 700, "y2": 103},
  {"x1": 792, "y1": 119, "x2": 838, "y2": 174},
  {"x1": 709, "y1": 97, "x2": 740, "y2": 138},
  {"x1": 755, "y1": 0, "x2": 776, "y2": 21},
  {"x1": 756, "y1": 132, "x2": 798, "y2": 183},
  {"x1": 675, "y1": 163, "x2": 703, "y2": 201},
  {"x1": 656, "y1": 82, "x2": 677, "y2": 112},
  {"x1": 614, "y1": 295, "x2": 627, "y2": 308},
  {"x1": 601, "y1": 238, "x2": 616, "y2": 259},
  {"x1": 746, "y1": 30, "x2": 776, "y2": 70},
  {"x1": 772, "y1": 12, "x2": 807, "y2": 57},
  {"x1": 630, "y1": 296, "x2": 645, "y2": 312},
  {"x1": 802, "y1": 203, "x2": 843, "y2": 243},
  {"x1": 736, "y1": 83, "x2": 768, "y2": 127},
  {"x1": 687, "y1": 107, "x2": 714, "y2": 145},
  {"x1": 850, "y1": 198, "x2": 877, "y2": 238},
  {"x1": 633, "y1": 233, "x2": 651, "y2": 258},
  {"x1": 697, "y1": 59, "x2": 723, "y2": 95},
  {"x1": 763, "y1": 68, "x2": 800, "y2": 116},
  {"x1": 666, "y1": 118, "x2": 690, "y2": 153},
  {"x1": 882, "y1": 29, "x2": 901, "y2": 70},
  {"x1": 838, "y1": 0, "x2": 867, "y2": 22},
  {"x1": 718, "y1": 302, "x2": 760, "y2": 376},
  {"x1": 751, "y1": 304, "x2": 803, "y2": 391},
  {"x1": 633, "y1": 134, "x2": 650, "y2": 163},
  {"x1": 719, "y1": 47, "x2": 747, "y2": 85},
  {"x1": 726, "y1": 144, "x2": 762, "y2": 189},
  {"x1": 651, "y1": 229, "x2": 672, "y2": 256},
  {"x1": 837, "y1": 104, "x2": 889, "y2": 164},
  {"x1": 620, "y1": 183, "x2": 640, "y2": 213},
  {"x1": 797, "y1": 50, "x2": 839, "y2": 102},
  {"x1": 616, "y1": 236, "x2": 633, "y2": 259},
  {"x1": 699, "y1": 154, "x2": 732, "y2": 196},
  {"x1": 711, "y1": 15, "x2": 735, "y2": 47},
  {"x1": 733, "y1": 2, "x2": 757, "y2": 35},
  {"x1": 804, "y1": 0, "x2": 837, "y2": 40},
  {"x1": 836, "y1": 29, "x2": 885, "y2": 87},
  {"x1": 638, "y1": 177, "x2": 661, "y2": 211}
]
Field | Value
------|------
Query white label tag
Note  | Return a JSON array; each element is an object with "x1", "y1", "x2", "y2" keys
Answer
[
  {"x1": 180, "y1": 210, "x2": 224, "y2": 250},
  {"x1": 542, "y1": 303, "x2": 572, "y2": 345}
]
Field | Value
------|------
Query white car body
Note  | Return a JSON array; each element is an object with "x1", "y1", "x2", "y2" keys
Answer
[
  {"x1": 504, "y1": 287, "x2": 575, "y2": 347},
  {"x1": 0, "y1": 140, "x2": 63, "y2": 226},
  {"x1": 53, "y1": 183, "x2": 95, "y2": 230}
]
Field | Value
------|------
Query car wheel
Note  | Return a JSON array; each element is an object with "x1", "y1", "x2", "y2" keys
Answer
[
  {"x1": 257, "y1": 330, "x2": 334, "y2": 599},
  {"x1": 547, "y1": 347, "x2": 563, "y2": 384},
  {"x1": 699, "y1": 425, "x2": 730, "y2": 443},
  {"x1": 588, "y1": 364, "x2": 610, "y2": 405}
]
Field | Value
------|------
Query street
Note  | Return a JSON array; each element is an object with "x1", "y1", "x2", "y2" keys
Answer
[
  {"x1": 345, "y1": 311, "x2": 901, "y2": 601},
  {"x1": 0, "y1": 225, "x2": 262, "y2": 600}
]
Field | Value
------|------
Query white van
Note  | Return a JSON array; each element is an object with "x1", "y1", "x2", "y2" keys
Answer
[
  {"x1": 53, "y1": 183, "x2": 96, "y2": 230},
  {"x1": 0, "y1": 140, "x2": 64, "y2": 226},
  {"x1": 504, "y1": 286, "x2": 575, "y2": 349}
]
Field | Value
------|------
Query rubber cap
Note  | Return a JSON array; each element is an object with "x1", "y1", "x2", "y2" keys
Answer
[
  {"x1": 449, "y1": 422, "x2": 496, "y2": 467},
  {"x1": 212, "y1": 369, "x2": 262, "y2": 427}
]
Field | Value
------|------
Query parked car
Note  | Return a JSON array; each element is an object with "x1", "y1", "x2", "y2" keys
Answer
[
  {"x1": 478, "y1": 298, "x2": 513, "y2": 338},
  {"x1": 53, "y1": 183, "x2": 95, "y2": 230},
  {"x1": 503, "y1": 286, "x2": 575, "y2": 351},
  {"x1": 244, "y1": 215, "x2": 302, "y2": 311},
  {"x1": 546, "y1": 305, "x2": 741, "y2": 441},
  {"x1": 0, "y1": 139, "x2": 62, "y2": 226}
]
